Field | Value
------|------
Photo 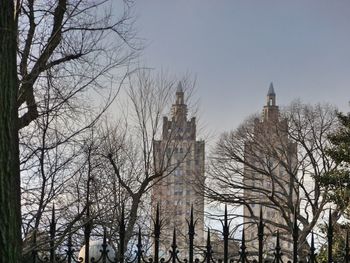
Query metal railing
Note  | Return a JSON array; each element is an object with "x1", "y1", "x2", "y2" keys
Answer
[{"x1": 31, "y1": 205, "x2": 349, "y2": 263}]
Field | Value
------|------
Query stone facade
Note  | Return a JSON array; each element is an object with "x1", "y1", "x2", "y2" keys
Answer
[{"x1": 152, "y1": 83, "x2": 205, "y2": 254}]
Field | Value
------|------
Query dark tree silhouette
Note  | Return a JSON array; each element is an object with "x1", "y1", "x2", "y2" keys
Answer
[{"x1": 0, "y1": 1, "x2": 21, "y2": 262}]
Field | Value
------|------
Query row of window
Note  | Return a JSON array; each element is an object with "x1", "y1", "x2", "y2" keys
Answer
[{"x1": 174, "y1": 189, "x2": 192, "y2": 195}]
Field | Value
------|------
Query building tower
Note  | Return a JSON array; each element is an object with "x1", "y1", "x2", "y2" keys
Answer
[
  {"x1": 152, "y1": 82, "x2": 205, "y2": 253},
  {"x1": 243, "y1": 83, "x2": 297, "y2": 259}
]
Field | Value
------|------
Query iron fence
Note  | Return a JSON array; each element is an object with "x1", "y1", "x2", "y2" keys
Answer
[{"x1": 30, "y1": 205, "x2": 349, "y2": 263}]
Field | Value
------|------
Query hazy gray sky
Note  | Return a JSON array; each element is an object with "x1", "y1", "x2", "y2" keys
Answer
[{"x1": 133, "y1": 1, "x2": 350, "y2": 143}]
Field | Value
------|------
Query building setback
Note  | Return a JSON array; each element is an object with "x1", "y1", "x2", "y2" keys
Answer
[
  {"x1": 152, "y1": 82, "x2": 205, "y2": 253},
  {"x1": 243, "y1": 84, "x2": 297, "y2": 260}
]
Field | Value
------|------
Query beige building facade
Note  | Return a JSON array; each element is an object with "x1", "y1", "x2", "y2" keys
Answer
[
  {"x1": 243, "y1": 84, "x2": 297, "y2": 259},
  {"x1": 152, "y1": 82, "x2": 205, "y2": 253}
]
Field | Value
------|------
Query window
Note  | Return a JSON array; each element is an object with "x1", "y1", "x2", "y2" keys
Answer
[
  {"x1": 175, "y1": 169, "x2": 182, "y2": 176},
  {"x1": 175, "y1": 180, "x2": 183, "y2": 185}
]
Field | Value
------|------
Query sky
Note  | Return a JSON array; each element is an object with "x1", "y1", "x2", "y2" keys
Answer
[{"x1": 130, "y1": 1, "x2": 350, "y2": 145}]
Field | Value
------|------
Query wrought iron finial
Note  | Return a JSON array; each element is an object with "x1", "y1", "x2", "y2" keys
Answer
[
  {"x1": 273, "y1": 231, "x2": 282, "y2": 263},
  {"x1": 346, "y1": 230, "x2": 349, "y2": 263},
  {"x1": 154, "y1": 203, "x2": 161, "y2": 263},
  {"x1": 50, "y1": 204, "x2": 57, "y2": 263},
  {"x1": 240, "y1": 228, "x2": 247, "y2": 263},
  {"x1": 171, "y1": 227, "x2": 178, "y2": 263},
  {"x1": 223, "y1": 205, "x2": 229, "y2": 263},
  {"x1": 188, "y1": 205, "x2": 195, "y2": 263},
  {"x1": 293, "y1": 209, "x2": 298, "y2": 263},
  {"x1": 101, "y1": 227, "x2": 108, "y2": 263},
  {"x1": 137, "y1": 228, "x2": 142, "y2": 263},
  {"x1": 258, "y1": 207, "x2": 264, "y2": 263},
  {"x1": 309, "y1": 231, "x2": 316, "y2": 263},
  {"x1": 327, "y1": 209, "x2": 333, "y2": 263},
  {"x1": 119, "y1": 203, "x2": 126, "y2": 263}
]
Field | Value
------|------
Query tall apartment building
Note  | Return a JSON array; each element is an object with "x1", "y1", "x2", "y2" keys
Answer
[
  {"x1": 152, "y1": 82, "x2": 205, "y2": 253},
  {"x1": 243, "y1": 84, "x2": 297, "y2": 259}
]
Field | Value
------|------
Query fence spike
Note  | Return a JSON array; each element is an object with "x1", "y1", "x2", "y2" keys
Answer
[
  {"x1": 274, "y1": 231, "x2": 282, "y2": 263},
  {"x1": 50, "y1": 204, "x2": 56, "y2": 263},
  {"x1": 223, "y1": 204, "x2": 229, "y2": 263},
  {"x1": 172, "y1": 227, "x2": 177, "y2": 263},
  {"x1": 102, "y1": 227, "x2": 107, "y2": 263},
  {"x1": 293, "y1": 209, "x2": 298, "y2": 263},
  {"x1": 327, "y1": 209, "x2": 333, "y2": 263},
  {"x1": 309, "y1": 231, "x2": 315, "y2": 263},
  {"x1": 67, "y1": 232, "x2": 73, "y2": 263},
  {"x1": 345, "y1": 230, "x2": 349, "y2": 263},
  {"x1": 154, "y1": 202, "x2": 161, "y2": 263},
  {"x1": 137, "y1": 228, "x2": 142, "y2": 263},
  {"x1": 258, "y1": 207, "x2": 264, "y2": 263},
  {"x1": 119, "y1": 203, "x2": 125, "y2": 263},
  {"x1": 85, "y1": 175, "x2": 92, "y2": 263},
  {"x1": 241, "y1": 228, "x2": 247, "y2": 263},
  {"x1": 188, "y1": 205, "x2": 195, "y2": 263},
  {"x1": 206, "y1": 228, "x2": 212, "y2": 263}
]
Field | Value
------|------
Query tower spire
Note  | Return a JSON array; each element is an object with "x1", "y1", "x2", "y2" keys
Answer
[
  {"x1": 263, "y1": 82, "x2": 278, "y2": 122},
  {"x1": 267, "y1": 82, "x2": 275, "y2": 96},
  {"x1": 266, "y1": 82, "x2": 276, "y2": 106},
  {"x1": 172, "y1": 81, "x2": 187, "y2": 121},
  {"x1": 177, "y1": 81, "x2": 183, "y2": 93},
  {"x1": 175, "y1": 81, "x2": 184, "y2": 105}
]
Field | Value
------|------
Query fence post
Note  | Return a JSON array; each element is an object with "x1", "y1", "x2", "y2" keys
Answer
[
  {"x1": 240, "y1": 228, "x2": 247, "y2": 263},
  {"x1": 102, "y1": 227, "x2": 107, "y2": 263},
  {"x1": 84, "y1": 215, "x2": 92, "y2": 263},
  {"x1": 50, "y1": 204, "x2": 56, "y2": 263},
  {"x1": 188, "y1": 205, "x2": 195, "y2": 263},
  {"x1": 137, "y1": 228, "x2": 142, "y2": 263},
  {"x1": 66, "y1": 232, "x2": 73, "y2": 263},
  {"x1": 31, "y1": 229, "x2": 37, "y2": 263},
  {"x1": 274, "y1": 231, "x2": 282, "y2": 263},
  {"x1": 258, "y1": 207, "x2": 264, "y2": 263},
  {"x1": 32, "y1": 248, "x2": 37, "y2": 263},
  {"x1": 154, "y1": 203, "x2": 161, "y2": 263},
  {"x1": 345, "y1": 230, "x2": 349, "y2": 263},
  {"x1": 293, "y1": 210, "x2": 298, "y2": 263},
  {"x1": 206, "y1": 229, "x2": 212, "y2": 263},
  {"x1": 327, "y1": 209, "x2": 333, "y2": 263},
  {"x1": 223, "y1": 205, "x2": 229, "y2": 263},
  {"x1": 119, "y1": 204, "x2": 126, "y2": 263},
  {"x1": 309, "y1": 232, "x2": 315, "y2": 263},
  {"x1": 172, "y1": 228, "x2": 177, "y2": 263},
  {"x1": 84, "y1": 174, "x2": 92, "y2": 263}
]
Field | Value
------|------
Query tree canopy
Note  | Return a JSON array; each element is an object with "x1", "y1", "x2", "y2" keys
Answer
[{"x1": 320, "y1": 112, "x2": 350, "y2": 214}]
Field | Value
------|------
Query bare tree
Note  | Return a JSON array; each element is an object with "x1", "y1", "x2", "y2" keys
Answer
[
  {"x1": 1, "y1": 0, "x2": 138, "y2": 260},
  {"x1": 25, "y1": 70, "x2": 198, "y2": 255},
  {"x1": 204, "y1": 101, "x2": 339, "y2": 258},
  {"x1": 99, "y1": 70, "x2": 199, "y2": 247}
]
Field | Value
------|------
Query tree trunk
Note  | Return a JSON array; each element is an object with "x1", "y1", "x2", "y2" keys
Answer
[{"x1": 0, "y1": 1, "x2": 22, "y2": 262}]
